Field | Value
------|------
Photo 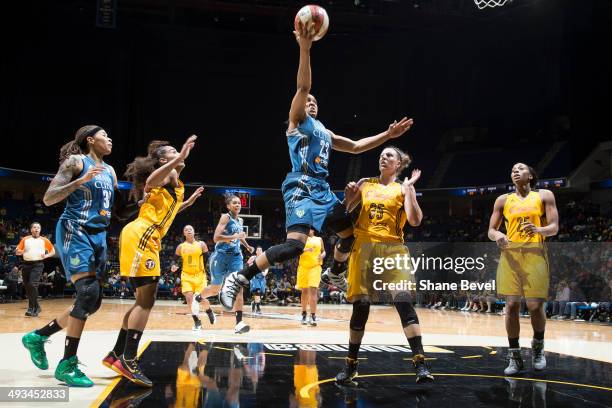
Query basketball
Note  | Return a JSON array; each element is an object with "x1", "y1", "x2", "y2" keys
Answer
[{"x1": 294, "y1": 5, "x2": 329, "y2": 41}]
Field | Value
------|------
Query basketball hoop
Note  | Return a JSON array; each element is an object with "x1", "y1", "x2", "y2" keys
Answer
[{"x1": 474, "y1": 0, "x2": 511, "y2": 9}]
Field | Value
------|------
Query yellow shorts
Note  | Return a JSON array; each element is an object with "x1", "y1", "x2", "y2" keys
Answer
[
  {"x1": 496, "y1": 246, "x2": 549, "y2": 300},
  {"x1": 347, "y1": 237, "x2": 413, "y2": 302},
  {"x1": 181, "y1": 273, "x2": 206, "y2": 294},
  {"x1": 296, "y1": 265, "x2": 321, "y2": 289},
  {"x1": 119, "y1": 220, "x2": 162, "y2": 278}
]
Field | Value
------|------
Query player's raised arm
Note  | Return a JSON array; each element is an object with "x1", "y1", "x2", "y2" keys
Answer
[
  {"x1": 179, "y1": 186, "x2": 204, "y2": 213},
  {"x1": 145, "y1": 135, "x2": 196, "y2": 190},
  {"x1": 330, "y1": 118, "x2": 414, "y2": 154},
  {"x1": 288, "y1": 27, "x2": 315, "y2": 131},
  {"x1": 402, "y1": 169, "x2": 423, "y2": 227}
]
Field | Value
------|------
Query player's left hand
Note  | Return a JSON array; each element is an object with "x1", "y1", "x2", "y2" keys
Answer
[
  {"x1": 188, "y1": 186, "x2": 204, "y2": 203},
  {"x1": 387, "y1": 117, "x2": 414, "y2": 139},
  {"x1": 401, "y1": 169, "x2": 421, "y2": 194},
  {"x1": 247, "y1": 245, "x2": 255, "y2": 254}
]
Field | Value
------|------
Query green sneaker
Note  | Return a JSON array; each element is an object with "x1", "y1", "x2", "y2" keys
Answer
[
  {"x1": 54, "y1": 356, "x2": 93, "y2": 387},
  {"x1": 21, "y1": 331, "x2": 49, "y2": 370}
]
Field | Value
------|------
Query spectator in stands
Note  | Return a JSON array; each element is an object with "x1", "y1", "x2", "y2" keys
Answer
[
  {"x1": 559, "y1": 282, "x2": 588, "y2": 320},
  {"x1": 549, "y1": 280, "x2": 570, "y2": 317},
  {"x1": 38, "y1": 272, "x2": 54, "y2": 298},
  {"x1": 7, "y1": 264, "x2": 22, "y2": 300}
]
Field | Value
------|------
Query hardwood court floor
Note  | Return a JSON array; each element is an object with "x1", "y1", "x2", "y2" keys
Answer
[{"x1": 1, "y1": 298, "x2": 610, "y2": 359}]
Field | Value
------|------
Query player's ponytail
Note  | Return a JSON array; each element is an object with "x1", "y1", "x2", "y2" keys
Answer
[
  {"x1": 125, "y1": 140, "x2": 170, "y2": 201},
  {"x1": 59, "y1": 125, "x2": 103, "y2": 163},
  {"x1": 388, "y1": 145, "x2": 412, "y2": 178}
]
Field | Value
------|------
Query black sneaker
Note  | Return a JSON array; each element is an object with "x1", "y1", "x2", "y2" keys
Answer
[
  {"x1": 335, "y1": 358, "x2": 359, "y2": 386},
  {"x1": 32, "y1": 306, "x2": 41, "y2": 317},
  {"x1": 301, "y1": 314, "x2": 308, "y2": 325},
  {"x1": 25, "y1": 308, "x2": 33, "y2": 317},
  {"x1": 309, "y1": 315, "x2": 317, "y2": 327},
  {"x1": 412, "y1": 354, "x2": 434, "y2": 383},
  {"x1": 112, "y1": 355, "x2": 153, "y2": 387}
]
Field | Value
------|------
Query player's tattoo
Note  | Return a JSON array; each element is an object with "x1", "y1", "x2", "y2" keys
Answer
[{"x1": 43, "y1": 155, "x2": 82, "y2": 206}]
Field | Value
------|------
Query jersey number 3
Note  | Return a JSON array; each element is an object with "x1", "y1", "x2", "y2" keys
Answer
[{"x1": 102, "y1": 190, "x2": 111, "y2": 209}]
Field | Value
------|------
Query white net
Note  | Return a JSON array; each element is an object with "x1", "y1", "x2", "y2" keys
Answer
[{"x1": 474, "y1": 0, "x2": 511, "y2": 9}]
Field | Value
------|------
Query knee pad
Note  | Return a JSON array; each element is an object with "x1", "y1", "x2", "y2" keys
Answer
[
  {"x1": 349, "y1": 300, "x2": 371, "y2": 332},
  {"x1": 70, "y1": 277, "x2": 102, "y2": 320},
  {"x1": 394, "y1": 300, "x2": 419, "y2": 328},
  {"x1": 335, "y1": 235, "x2": 355, "y2": 254},
  {"x1": 265, "y1": 239, "x2": 305, "y2": 264}
]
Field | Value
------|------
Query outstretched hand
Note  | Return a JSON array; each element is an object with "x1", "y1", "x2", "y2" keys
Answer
[
  {"x1": 293, "y1": 24, "x2": 315, "y2": 50},
  {"x1": 401, "y1": 169, "x2": 421, "y2": 195},
  {"x1": 187, "y1": 186, "x2": 204, "y2": 203},
  {"x1": 179, "y1": 135, "x2": 197, "y2": 161},
  {"x1": 387, "y1": 117, "x2": 414, "y2": 139}
]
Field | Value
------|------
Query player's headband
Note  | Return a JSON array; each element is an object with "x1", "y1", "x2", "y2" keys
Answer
[{"x1": 81, "y1": 126, "x2": 104, "y2": 139}]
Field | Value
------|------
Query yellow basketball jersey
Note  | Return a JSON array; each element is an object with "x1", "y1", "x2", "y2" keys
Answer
[
  {"x1": 137, "y1": 181, "x2": 185, "y2": 240},
  {"x1": 180, "y1": 241, "x2": 204, "y2": 275},
  {"x1": 503, "y1": 191, "x2": 545, "y2": 243},
  {"x1": 299, "y1": 236, "x2": 323, "y2": 268},
  {"x1": 354, "y1": 178, "x2": 407, "y2": 243}
]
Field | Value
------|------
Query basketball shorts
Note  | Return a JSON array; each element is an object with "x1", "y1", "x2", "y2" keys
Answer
[
  {"x1": 347, "y1": 237, "x2": 413, "y2": 302},
  {"x1": 56, "y1": 219, "x2": 108, "y2": 280},
  {"x1": 181, "y1": 272, "x2": 206, "y2": 294},
  {"x1": 282, "y1": 172, "x2": 342, "y2": 232},
  {"x1": 496, "y1": 244, "x2": 549, "y2": 300},
  {"x1": 250, "y1": 274, "x2": 267, "y2": 294},
  {"x1": 296, "y1": 265, "x2": 322, "y2": 289},
  {"x1": 209, "y1": 251, "x2": 243, "y2": 285},
  {"x1": 119, "y1": 220, "x2": 161, "y2": 278}
]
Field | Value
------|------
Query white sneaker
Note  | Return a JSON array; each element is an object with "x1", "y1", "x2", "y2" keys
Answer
[
  {"x1": 504, "y1": 348, "x2": 525, "y2": 376},
  {"x1": 531, "y1": 340, "x2": 546, "y2": 371},
  {"x1": 191, "y1": 298, "x2": 200, "y2": 315},
  {"x1": 234, "y1": 321, "x2": 250, "y2": 334}
]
